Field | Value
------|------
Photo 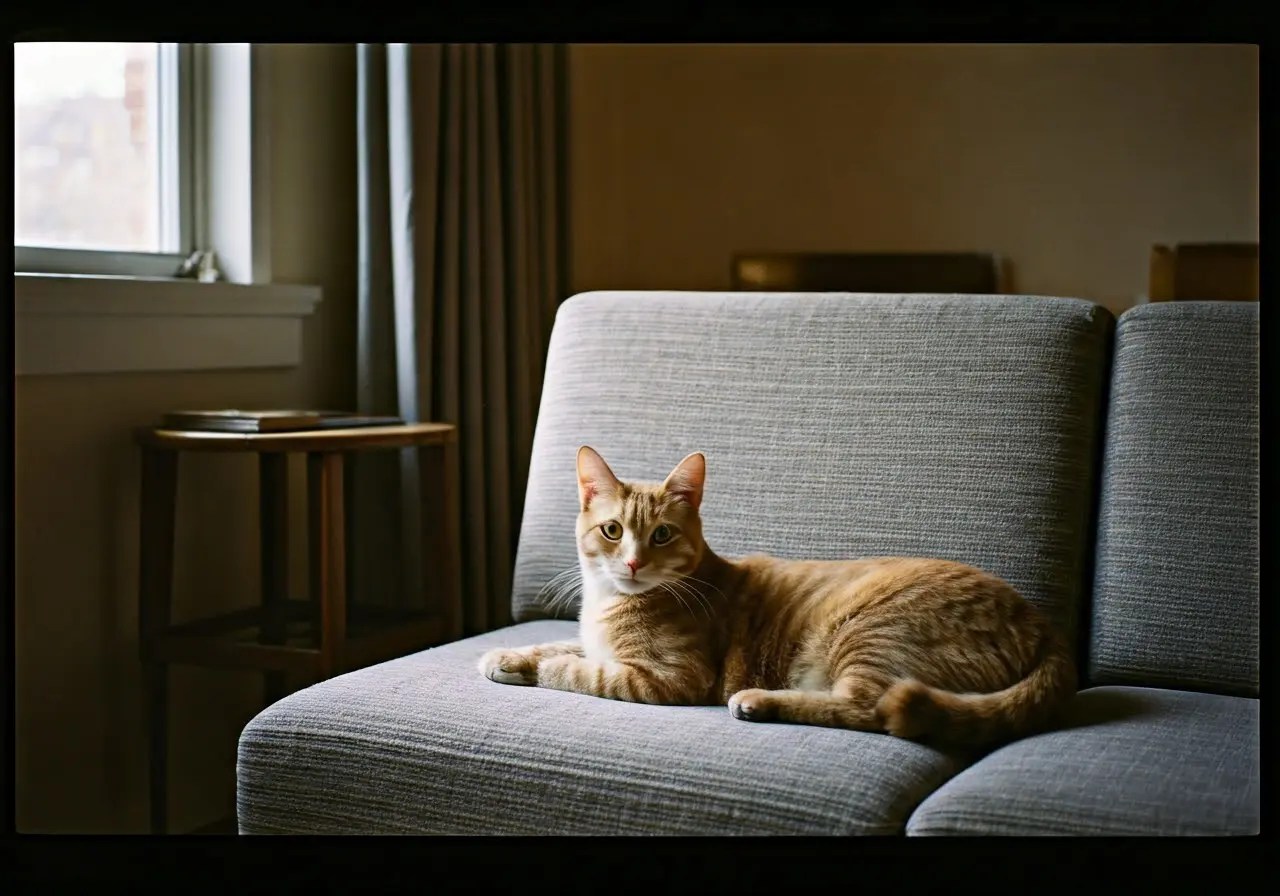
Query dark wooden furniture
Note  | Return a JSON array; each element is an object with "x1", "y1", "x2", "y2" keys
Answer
[
  {"x1": 1149, "y1": 243, "x2": 1259, "y2": 302},
  {"x1": 731, "y1": 251, "x2": 1005, "y2": 294},
  {"x1": 135, "y1": 422, "x2": 460, "y2": 834}
]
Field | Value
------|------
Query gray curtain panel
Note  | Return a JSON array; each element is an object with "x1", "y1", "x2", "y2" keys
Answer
[{"x1": 353, "y1": 43, "x2": 568, "y2": 637}]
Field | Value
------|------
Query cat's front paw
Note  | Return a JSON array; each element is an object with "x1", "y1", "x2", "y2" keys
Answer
[
  {"x1": 479, "y1": 648, "x2": 537, "y2": 686},
  {"x1": 728, "y1": 689, "x2": 777, "y2": 722}
]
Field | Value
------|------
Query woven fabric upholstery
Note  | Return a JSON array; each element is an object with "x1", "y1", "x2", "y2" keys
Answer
[
  {"x1": 906, "y1": 686, "x2": 1259, "y2": 836},
  {"x1": 1088, "y1": 301, "x2": 1259, "y2": 695}
]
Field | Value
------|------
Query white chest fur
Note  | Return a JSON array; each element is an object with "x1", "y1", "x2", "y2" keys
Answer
[{"x1": 578, "y1": 578, "x2": 620, "y2": 664}]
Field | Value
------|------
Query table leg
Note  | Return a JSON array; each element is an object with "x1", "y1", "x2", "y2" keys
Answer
[
  {"x1": 138, "y1": 447, "x2": 178, "y2": 835},
  {"x1": 420, "y1": 440, "x2": 463, "y2": 643},
  {"x1": 308, "y1": 452, "x2": 347, "y2": 679},
  {"x1": 343, "y1": 453, "x2": 357, "y2": 623},
  {"x1": 258, "y1": 453, "x2": 289, "y2": 705}
]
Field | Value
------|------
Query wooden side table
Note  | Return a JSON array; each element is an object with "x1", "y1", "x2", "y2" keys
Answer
[{"x1": 134, "y1": 423, "x2": 460, "y2": 834}]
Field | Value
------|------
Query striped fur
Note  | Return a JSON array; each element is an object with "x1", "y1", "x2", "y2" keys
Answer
[{"x1": 479, "y1": 447, "x2": 1078, "y2": 749}]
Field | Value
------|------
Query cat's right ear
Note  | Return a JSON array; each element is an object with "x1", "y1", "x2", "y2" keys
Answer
[{"x1": 577, "y1": 446, "x2": 620, "y2": 511}]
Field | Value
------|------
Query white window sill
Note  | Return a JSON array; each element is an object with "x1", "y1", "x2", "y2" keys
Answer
[{"x1": 14, "y1": 273, "x2": 322, "y2": 376}]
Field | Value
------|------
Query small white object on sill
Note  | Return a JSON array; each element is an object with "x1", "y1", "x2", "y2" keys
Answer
[{"x1": 175, "y1": 249, "x2": 225, "y2": 283}]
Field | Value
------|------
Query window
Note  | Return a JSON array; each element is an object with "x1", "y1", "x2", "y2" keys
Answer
[{"x1": 14, "y1": 42, "x2": 200, "y2": 278}]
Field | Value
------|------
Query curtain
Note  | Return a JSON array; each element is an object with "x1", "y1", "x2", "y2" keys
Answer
[{"x1": 353, "y1": 43, "x2": 568, "y2": 640}]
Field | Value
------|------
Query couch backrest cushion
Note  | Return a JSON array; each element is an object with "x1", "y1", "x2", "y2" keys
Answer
[
  {"x1": 512, "y1": 292, "x2": 1114, "y2": 646},
  {"x1": 1088, "y1": 301, "x2": 1259, "y2": 696}
]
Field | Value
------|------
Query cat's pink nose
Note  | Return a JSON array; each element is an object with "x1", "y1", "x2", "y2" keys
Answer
[{"x1": 625, "y1": 558, "x2": 643, "y2": 574}]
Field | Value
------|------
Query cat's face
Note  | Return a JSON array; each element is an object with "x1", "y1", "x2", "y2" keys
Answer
[{"x1": 575, "y1": 446, "x2": 706, "y2": 596}]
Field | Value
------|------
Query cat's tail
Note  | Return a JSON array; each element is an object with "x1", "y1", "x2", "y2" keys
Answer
[{"x1": 875, "y1": 631, "x2": 1077, "y2": 749}]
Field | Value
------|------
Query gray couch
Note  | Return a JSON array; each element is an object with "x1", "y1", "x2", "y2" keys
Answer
[{"x1": 236, "y1": 292, "x2": 1258, "y2": 836}]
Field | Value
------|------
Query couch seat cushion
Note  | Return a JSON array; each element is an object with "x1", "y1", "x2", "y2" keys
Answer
[
  {"x1": 237, "y1": 621, "x2": 969, "y2": 835},
  {"x1": 905, "y1": 686, "x2": 1259, "y2": 836}
]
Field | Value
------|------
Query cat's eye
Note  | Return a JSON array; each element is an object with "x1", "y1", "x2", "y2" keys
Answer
[
  {"x1": 601, "y1": 521, "x2": 623, "y2": 541},
  {"x1": 652, "y1": 524, "x2": 674, "y2": 545}
]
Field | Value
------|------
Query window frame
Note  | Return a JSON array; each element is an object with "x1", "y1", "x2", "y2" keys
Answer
[
  {"x1": 13, "y1": 42, "x2": 204, "y2": 279},
  {"x1": 14, "y1": 43, "x2": 325, "y2": 379}
]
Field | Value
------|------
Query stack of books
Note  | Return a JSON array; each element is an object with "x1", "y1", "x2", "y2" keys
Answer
[{"x1": 160, "y1": 409, "x2": 404, "y2": 434}]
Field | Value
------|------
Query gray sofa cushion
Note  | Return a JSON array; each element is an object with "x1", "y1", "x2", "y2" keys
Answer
[
  {"x1": 514, "y1": 292, "x2": 1114, "y2": 643},
  {"x1": 905, "y1": 686, "x2": 1259, "y2": 836},
  {"x1": 236, "y1": 621, "x2": 969, "y2": 835},
  {"x1": 1088, "y1": 302, "x2": 1259, "y2": 695}
]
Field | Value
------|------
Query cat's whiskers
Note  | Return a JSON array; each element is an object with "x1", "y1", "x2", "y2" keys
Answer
[
  {"x1": 666, "y1": 574, "x2": 715, "y2": 611},
  {"x1": 673, "y1": 576, "x2": 723, "y2": 618},
  {"x1": 662, "y1": 578, "x2": 713, "y2": 623},
  {"x1": 548, "y1": 580, "x2": 584, "y2": 617},
  {"x1": 545, "y1": 588, "x2": 577, "y2": 618},
  {"x1": 658, "y1": 582, "x2": 700, "y2": 625},
  {"x1": 535, "y1": 567, "x2": 581, "y2": 605},
  {"x1": 536, "y1": 567, "x2": 584, "y2": 619},
  {"x1": 677, "y1": 573, "x2": 727, "y2": 603}
]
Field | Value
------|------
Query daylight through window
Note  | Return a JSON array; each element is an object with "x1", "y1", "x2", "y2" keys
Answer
[{"x1": 14, "y1": 42, "x2": 191, "y2": 262}]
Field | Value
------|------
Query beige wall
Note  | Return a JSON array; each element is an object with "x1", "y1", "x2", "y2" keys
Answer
[
  {"x1": 14, "y1": 44, "x2": 358, "y2": 833},
  {"x1": 568, "y1": 43, "x2": 1259, "y2": 314}
]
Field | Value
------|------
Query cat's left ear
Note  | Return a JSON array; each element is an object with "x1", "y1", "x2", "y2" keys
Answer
[{"x1": 662, "y1": 452, "x2": 705, "y2": 510}]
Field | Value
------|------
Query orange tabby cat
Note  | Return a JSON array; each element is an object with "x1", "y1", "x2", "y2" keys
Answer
[{"x1": 480, "y1": 446, "x2": 1078, "y2": 749}]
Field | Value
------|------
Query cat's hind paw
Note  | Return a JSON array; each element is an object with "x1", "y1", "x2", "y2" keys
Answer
[
  {"x1": 728, "y1": 689, "x2": 777, "y2": 722},
  {"x1": 479, "y1": 648, "x2": 538, "y2": 686}
]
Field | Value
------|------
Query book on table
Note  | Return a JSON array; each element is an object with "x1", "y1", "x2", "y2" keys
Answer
[{"x1": 160, "y1": 409, "x2": 405, "y2": 433}]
